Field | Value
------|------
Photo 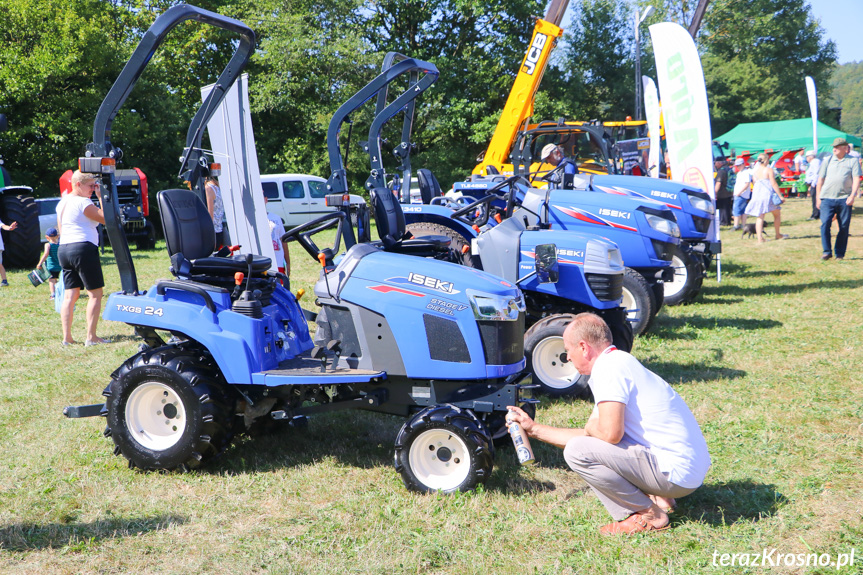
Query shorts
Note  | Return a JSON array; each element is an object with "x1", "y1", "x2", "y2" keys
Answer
[
  {"x1": 59, "y1": 241, "x2": 104, "y2": 291},
  {"x1": 732, "y1": 195, "x2": 750, "y2": 217},
  {"x1": 49, "y1": 270, "x2": 61, "y2": 279}
]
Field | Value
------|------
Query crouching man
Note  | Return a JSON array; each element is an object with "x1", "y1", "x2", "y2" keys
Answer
[{"x1": 507, "y1": 313, "x2": 711, "y2": 535}]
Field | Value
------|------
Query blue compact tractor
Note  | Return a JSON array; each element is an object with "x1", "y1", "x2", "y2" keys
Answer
[
  {"x1": 355, "y1": 54, "x2": 632, "y2": 398},
  {"x1": 63, "y1": 5, "x2": 535, "y2": 494},
  {"x1": 506, "y1": 121, "x2": 716, "y2": 305}
]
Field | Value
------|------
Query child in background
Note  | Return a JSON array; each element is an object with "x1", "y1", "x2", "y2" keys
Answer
[
  {"x1": 36, "y1": 227, "x2": 63, "y2": 298},
  {"x1": 0, "y1": 218, "x2": 19, "y2": 286}
]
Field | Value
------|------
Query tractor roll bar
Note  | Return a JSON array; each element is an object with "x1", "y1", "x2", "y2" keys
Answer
[
  {"x1": 325, "y1": 58, "x2": 439, "y2": 198},
  {"x1": 83, "y1": 4, "x2": 255, "y2": 295},
  {"x1": 366, "y1": 60, "x2": 437, "y2": 190}
]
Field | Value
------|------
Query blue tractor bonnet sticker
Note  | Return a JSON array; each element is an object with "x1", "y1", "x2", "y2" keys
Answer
[{"x1": 388, "y1": 273, "x2": 461, "y2": 295}]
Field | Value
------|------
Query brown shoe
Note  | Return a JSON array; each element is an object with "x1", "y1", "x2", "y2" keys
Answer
[{"x1": 600, "y1": 513, "x2": 670, "y2": 535}]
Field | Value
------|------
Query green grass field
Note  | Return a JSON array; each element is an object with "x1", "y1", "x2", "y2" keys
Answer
[{"x1": 1, "y1": 197, "x2": 861, "y2": 574}]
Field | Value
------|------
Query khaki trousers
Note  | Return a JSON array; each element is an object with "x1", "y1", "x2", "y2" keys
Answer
[{"x1": 564, "y1": 435, "x2": 697, "y2": 520}]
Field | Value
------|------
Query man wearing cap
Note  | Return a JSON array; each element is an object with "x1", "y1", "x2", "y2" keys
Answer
[
  {"x1": 816, "y1": 138, "x2": 861, "y2": 260},
  {"x1": 804, "y1": 150, "x2": 821, "y2": 220},
  {"x1": 731, "y1": 157, "x2": 752, "y2": 231},
  {"x1": 541, "y1": 144, "x2": 579, "y2": 179}
]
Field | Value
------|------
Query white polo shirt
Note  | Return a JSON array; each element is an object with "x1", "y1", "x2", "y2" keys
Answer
[{"x1": 590, "y1": 347, "x2": 711, "y2": 488}]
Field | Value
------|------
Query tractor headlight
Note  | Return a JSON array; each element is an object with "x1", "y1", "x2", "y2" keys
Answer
[
  {"x1": 689, "y1": 196, "x2": 715, "y2": 214},
  {"x1": 467, "y1": 289, "x2": 524, "y2": 321},
  {"x1": 645, "y1": 213, "x2": 680, "y2": 238}
]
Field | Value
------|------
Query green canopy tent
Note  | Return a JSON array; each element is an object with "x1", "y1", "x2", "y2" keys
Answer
[{"x1": 714, "y1": 118, "x2": 861, "y2": 156}]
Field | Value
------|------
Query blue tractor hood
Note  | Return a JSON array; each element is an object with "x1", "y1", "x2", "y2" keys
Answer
[
  {"x1": 590, "y1": 175, "x2": 715, "y2": 242},
  {"x1": 314, "y1": 245, "x2": 526, "y2": 380}
]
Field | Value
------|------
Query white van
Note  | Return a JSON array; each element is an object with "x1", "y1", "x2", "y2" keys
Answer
[{"x1": 260, "y1": 173, "x2": 365, "y2": 227}]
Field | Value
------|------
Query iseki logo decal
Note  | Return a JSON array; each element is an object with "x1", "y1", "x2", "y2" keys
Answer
[
  {"x1": 598, "y1": 208, "x2": 631, "y2": 220},
  {"x1": 553, "y1": 205, "x2": 638, "y2": 232},
  {"x1": 650, "y1": 190, "x2": 677, "y2": 200},
  {"x1": 387, "y1": 273, "x2": 461, "y2": 295},
  {"x1": 522, "y1": 33, "x2": 548, "y2": 75}
]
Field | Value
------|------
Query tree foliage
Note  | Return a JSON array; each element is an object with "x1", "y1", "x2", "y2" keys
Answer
[
  {"x1": 540, "y1": 0, "x2": 638, "y2": 121},
  {"x1": 0, "y1": 0, "x2": 846, "y2": 197},
  {"x1": 829, "y1": 61, "x2": 863, "y2": 137}
]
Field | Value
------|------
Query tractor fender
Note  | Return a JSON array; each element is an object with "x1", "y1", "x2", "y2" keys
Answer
[{"x1": 104, "y1": 286, "x2": 311, "y2": 385}]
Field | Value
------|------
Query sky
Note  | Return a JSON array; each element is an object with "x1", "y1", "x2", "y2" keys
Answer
[{"x1": 805, "y1": 0, "x2": 863, "y2": 64}]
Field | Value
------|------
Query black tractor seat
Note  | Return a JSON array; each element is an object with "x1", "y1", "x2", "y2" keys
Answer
[
  {"x1": 158, "y1": 188, "x2": 272, "y2": 284},
  {"x1": 369, "y1": 186, "x2": 451, "y2": 255},
  {"x1": 369, "y1": 236, "x2": 451, "y2": 253}
]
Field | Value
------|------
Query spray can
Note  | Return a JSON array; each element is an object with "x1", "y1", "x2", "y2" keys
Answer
[{"x1": 506, "y1": 411, "x2": 535, "y2": 466}]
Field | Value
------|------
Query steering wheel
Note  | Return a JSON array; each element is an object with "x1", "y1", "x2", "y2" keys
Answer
[
  {"x1": 450, "y1": 175, "x2": 528, "y2": 225},
  {"x1": 281, "y1": 211, "x2": 345, "y2": 262},
  {"x1": 539, "y1": 162, "x2": 565, "y2": 184}
]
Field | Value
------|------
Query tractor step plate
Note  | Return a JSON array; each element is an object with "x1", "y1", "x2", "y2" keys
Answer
[{"x1": 252, "y1": 353, "x2": 386, "y2": 386}]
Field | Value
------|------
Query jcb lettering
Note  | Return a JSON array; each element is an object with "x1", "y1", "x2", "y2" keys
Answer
[{"x1": 522, "y1": 33, "x2": 548, "y2": 75}]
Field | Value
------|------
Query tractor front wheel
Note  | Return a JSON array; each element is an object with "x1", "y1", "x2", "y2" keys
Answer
[
  {"x1": 394, "y1": 404, "x2": 493, "y2": 493},
  {"x1": 524, "y1": 314, "x2": 591, "y2": 398},
  {"x1": 105, "y1": 347, "x2": 236, "y2": 471},
  {"x1": 621, "y1": 267, "x2": 655, "y2": 336},
  {"x1": 663, "y1": 245, "x2": 704, "y2": 306}
]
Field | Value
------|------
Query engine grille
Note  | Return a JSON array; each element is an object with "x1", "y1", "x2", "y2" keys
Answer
[
  {"x1": 477, "y1": 312, "x2": 525, "y2": 365},
  {"x1": 692, "y1": 215, "x2": 712, "y2": 234},
  {"x1": 424, "y1": 314, "x2": 471, "y2": 363},
  {"x1": 585, "y1": 273, "x2": 624, "y2": 302}
]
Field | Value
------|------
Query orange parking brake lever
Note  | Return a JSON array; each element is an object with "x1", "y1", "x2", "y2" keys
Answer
[
  {"x1": 234, "y1": 272, "x2": 244, "y2": 286},
  {"x1": 461, "y1": 244, "x2": 470, "y2": 254},
  {"x1": 494, "y1": 213, "x2": 502, "y2": 224}
]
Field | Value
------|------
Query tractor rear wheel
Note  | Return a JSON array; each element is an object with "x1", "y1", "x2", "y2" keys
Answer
[
  {"x1": 394, "y1": 404, "x2": 493, "y2": 493},
  {"x1": 524, "y1": 314, "x2": 591, "y2": 398},
  {"x1": 105, "y1": 346, "x2": 236, "y2": 471},
  {"x1": 663, "y1": 245, "x2": 704, "y2": 306},
  {"x1": 621, "y1": 267, "x2": 655, "y2": 336},
  {"x1": 405, "y1": 222, "x2": 481, "y2": 268},
  {"x1": 0, "y1": 193, "x2": 40, "y2": 269}
]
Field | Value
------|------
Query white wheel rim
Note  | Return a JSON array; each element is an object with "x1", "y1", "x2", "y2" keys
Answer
[
  {"x1": 408, "y1": 428, "x2": 470, "y2": 491},
  {"x1": 125, "y1": 382, "x2": 187, "y2": 451},
  {"x1": 621, "y1": 286, "x2": 642, "y2": 325},
  {"x1": 664, "y1": 254, "x2": 688, "y2": 298},
  {"x1": 532, "y1": 336, "x2": 579, "y2": 390}
]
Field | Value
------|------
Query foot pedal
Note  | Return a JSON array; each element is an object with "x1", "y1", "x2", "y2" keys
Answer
[{"x1": 311, "y1": 345, "x2": 327, "y2": 372}]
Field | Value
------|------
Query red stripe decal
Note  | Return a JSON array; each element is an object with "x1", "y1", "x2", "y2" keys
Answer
[{"x1": 368, "y1": 285, "x2": 425, "y2": 297}]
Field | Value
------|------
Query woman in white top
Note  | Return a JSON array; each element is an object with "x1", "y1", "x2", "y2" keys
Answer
[
  {"x1": 56, "y1": 170, "x2": 108, "y2": 346},
  {"x1": 744, "y1": 153, "x2": 788, "y2": 243}
]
